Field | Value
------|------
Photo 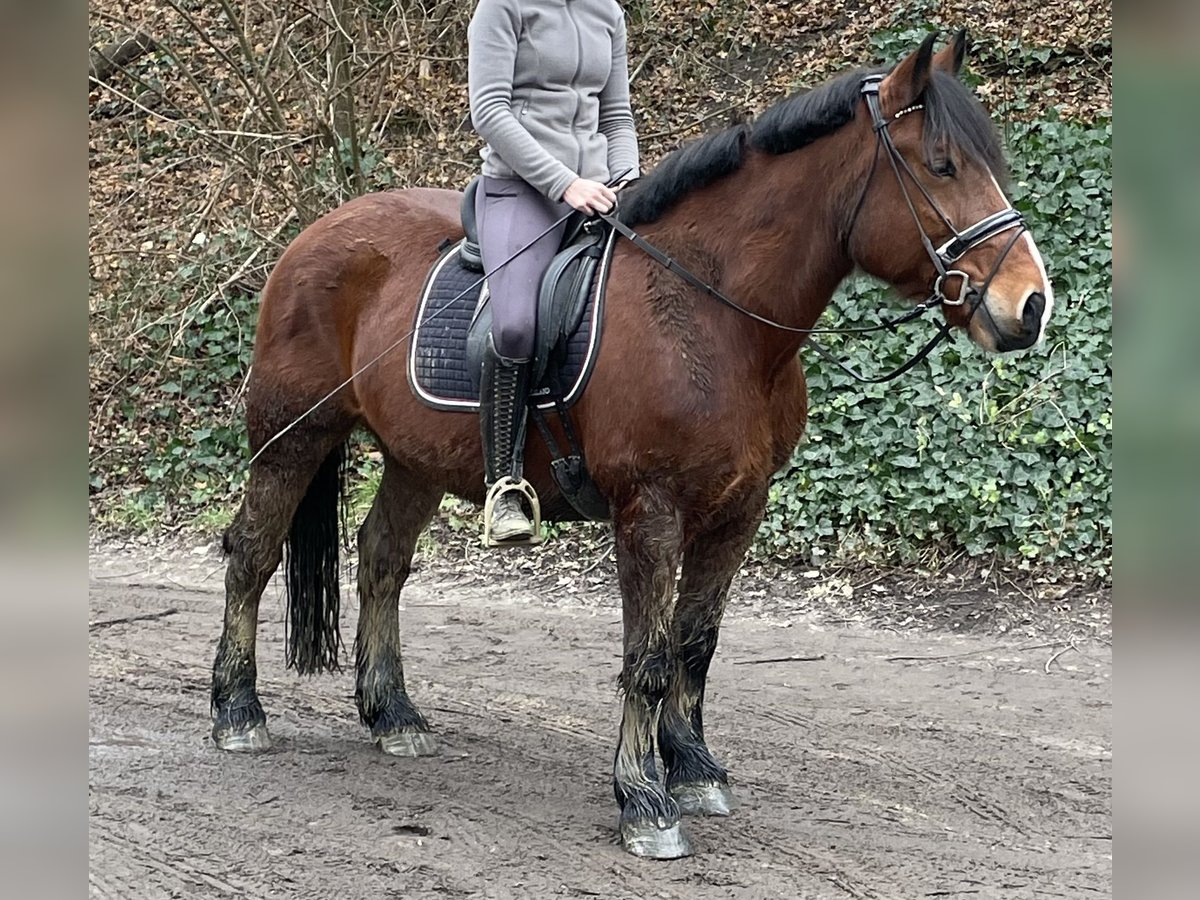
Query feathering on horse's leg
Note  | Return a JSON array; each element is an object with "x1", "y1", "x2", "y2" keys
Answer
[
  {"x1": 211, "y1": 395, "x2": 354, "y2": 751},
  {"x1": 355, "y1": 455, "x2": 443, "y2": 756},
  {"x1": 211, "y1": 448, "x2": 340, "y2": 750},
  {"x1": 611, "y1": 489, "x2": 691, "y2": 859},
  {"x1": 659, "y1": 488, "x2": 768, "y2": 816}
]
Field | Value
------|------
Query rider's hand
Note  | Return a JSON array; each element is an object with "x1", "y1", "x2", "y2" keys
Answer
[{"x1": 563, "y1": 178, "x2": 618, "y2": 215}]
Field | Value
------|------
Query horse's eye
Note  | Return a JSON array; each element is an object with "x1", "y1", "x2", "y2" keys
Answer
[{"x1": 930, "y1": 159, "x2": 957, "y2": 178}]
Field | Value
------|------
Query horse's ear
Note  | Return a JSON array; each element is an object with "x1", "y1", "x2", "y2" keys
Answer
[
  {"x1": 879, "y1": 31, "x2": 938, "y2": 113},
  {"x1": 933, "y1": 29, "x2": 968, "y2": 77}
]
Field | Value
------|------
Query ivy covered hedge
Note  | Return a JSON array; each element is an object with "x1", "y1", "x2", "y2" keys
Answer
[{"x1": 764, "y1": 115, "x2": 1111, "y2": 571}]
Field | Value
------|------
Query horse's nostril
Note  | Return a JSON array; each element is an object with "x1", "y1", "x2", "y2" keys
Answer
[{"x1": 1022, "y1": 291, "x2": 1045, "y2": 335}]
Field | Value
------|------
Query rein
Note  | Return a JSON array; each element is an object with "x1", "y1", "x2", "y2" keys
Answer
[
  {"x1": 602, "y1": 75, "x2": 1028, "y2": 384},
  {"x1": 597, "y1": 210, "x2": 936, "y2": 338}
]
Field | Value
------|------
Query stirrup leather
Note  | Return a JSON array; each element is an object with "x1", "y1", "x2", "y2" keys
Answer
[{"x1": 483, "y1": 477, "x2": 542, "y2": 547}]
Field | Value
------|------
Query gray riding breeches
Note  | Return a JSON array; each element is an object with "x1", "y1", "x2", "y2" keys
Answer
[{"x1": 474, "y1": 175, "x2": 570, "y2": 360}]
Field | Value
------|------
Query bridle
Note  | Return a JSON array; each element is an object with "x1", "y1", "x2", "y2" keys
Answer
[
  {"x1": 600, "y1": 74, "x2": 1030, "y2": 383},
  {"x1": 848, "y1": 74, "x2": 1026, "y2": 311}
]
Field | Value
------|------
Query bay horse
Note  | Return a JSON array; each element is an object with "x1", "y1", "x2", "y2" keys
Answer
[{"x1": 211, "y1": 33, "x2": 1053, "y2": 859}]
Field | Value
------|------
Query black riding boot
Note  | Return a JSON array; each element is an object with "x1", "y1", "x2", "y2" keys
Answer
[{"x1": 480, "y1": 336, "x2": 540, "y2": 545}]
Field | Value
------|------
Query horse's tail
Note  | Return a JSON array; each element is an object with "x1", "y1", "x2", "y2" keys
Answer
[{"x1": 285, "y1": 443, "x2": 347, "y2": 675}]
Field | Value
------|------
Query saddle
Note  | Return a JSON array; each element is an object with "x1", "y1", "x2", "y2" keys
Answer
[{"x1": 407, "y1": 177, "x2": 616, "y2": 520}]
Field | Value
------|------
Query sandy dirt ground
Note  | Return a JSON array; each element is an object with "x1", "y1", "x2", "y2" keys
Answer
[{"x1": 89, "y1": 544, "x2": 1110, "y2": 899}]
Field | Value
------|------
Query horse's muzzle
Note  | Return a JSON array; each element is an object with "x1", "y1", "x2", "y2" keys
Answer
[{"x1": 988, "y1": 290, "x2": 1047, "y2": 352}]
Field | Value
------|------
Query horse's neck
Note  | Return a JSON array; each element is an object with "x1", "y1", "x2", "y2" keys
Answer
[{"x1": 658, "y1": 146, "x2": 857, "y2": 371}]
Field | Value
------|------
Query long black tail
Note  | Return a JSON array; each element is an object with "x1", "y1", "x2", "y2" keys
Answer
[{"x1": 285, "y1": 444, "x2": 347, "y2": 674}]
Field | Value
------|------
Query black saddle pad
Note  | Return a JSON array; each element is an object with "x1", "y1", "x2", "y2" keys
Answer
[{"x1": 407, "y1": 237, "x2": 613, "y2": 412}]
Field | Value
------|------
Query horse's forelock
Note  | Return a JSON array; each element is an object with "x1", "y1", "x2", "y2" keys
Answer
[{"x1": 923, "y1": 70, "x2": 1008, "y2": 185}]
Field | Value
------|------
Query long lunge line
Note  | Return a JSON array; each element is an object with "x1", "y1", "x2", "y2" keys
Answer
[{"x1": 244, "y1": 209, "x2": 577, "y2": 469}]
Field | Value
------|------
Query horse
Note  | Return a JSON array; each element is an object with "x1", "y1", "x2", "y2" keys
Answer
[{"x1": 210, "y1": 32, "x2": 1054, "y2": 859}]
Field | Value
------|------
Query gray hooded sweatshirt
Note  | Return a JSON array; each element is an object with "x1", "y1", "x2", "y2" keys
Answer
[{"x1": 467, "y1": 0, "x2": 640, "y2": 202}]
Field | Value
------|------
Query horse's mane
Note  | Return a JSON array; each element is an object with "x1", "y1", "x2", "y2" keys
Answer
[{"x1": 620, "y1": 67, "x2": 1007, "y2": 227}]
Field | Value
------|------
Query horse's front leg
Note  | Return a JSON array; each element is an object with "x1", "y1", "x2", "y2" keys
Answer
[
  {"x1": 658, "y1": 489, "x2": 767, "y2": 816},
  {"x1": 611, "y1": 489, "x2": 690, "y2": 859}
]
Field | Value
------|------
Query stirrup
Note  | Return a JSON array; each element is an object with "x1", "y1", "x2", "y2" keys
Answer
[{"x1": 483, "y1": 477, "x2": 542, "y2": 547}]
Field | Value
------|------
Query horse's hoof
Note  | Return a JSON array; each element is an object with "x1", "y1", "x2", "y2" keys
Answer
[
  {"x1": 214, "y1": 723, "x2": 272, "y2": 753},
  {"x1": 670, "y1": 781, "x2": 737, "y2": 817},
  {"x1": 377, "y1": 729, "x2": 439, "y2": 757},
  {"x1": 620, "y1": 819, "x2": 693, "y2": 859}
]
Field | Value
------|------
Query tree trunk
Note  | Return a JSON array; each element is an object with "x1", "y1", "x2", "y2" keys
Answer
[{"x1": 327, "y1": 0, "x2": 362, "y2": 194}]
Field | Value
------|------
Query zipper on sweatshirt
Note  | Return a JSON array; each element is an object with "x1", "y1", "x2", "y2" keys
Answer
[{"x1": 565, "y1": 1, "x2": 584, "y2": 173}]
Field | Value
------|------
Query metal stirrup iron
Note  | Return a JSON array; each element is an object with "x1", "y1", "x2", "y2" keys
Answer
[{"x1": 483, "y1": 477, "x2": 542, "y2": 547}]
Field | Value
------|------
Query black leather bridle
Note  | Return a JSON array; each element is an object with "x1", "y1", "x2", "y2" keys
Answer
[
  {"x1": 600, "y1": 75, "x2": 1030, "y2": 383},
  {"x1": 849, "y1": 75, "x2": 1026, "y2": 312}
]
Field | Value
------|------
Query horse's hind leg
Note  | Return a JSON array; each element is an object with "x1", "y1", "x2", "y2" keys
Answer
[
  {"x1": 658, "y1": 489, "x2": 767, "y2": 816},
  {"x1": 355, "y1": 454, "x2": 443, "y2": 756},
  {"x1": 211, "y1": 430, "x2": 348, "y2": 751},
  {"x1": 611, "y1": 488, "x2": 690, "y2": 859}
]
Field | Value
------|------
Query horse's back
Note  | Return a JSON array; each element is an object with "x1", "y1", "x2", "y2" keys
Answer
[{"x1": 263, "y1": 188, "x2": 460, "y2": 308}]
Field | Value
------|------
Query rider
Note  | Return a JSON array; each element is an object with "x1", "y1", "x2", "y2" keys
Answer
[{"x1": 467, "y1": 0, "x2": 640, "y2": 544}]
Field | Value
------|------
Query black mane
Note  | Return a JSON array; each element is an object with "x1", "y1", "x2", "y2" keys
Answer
[
  {"x1": 749, "y1": 68, "x2": 873, "y2": 156},
  {"x1": 617, "y1": 122, "x2": 751, "y2": 228},
  {"x1": 620, "y1": 66, "x2": 1006, "y2": 227}
]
